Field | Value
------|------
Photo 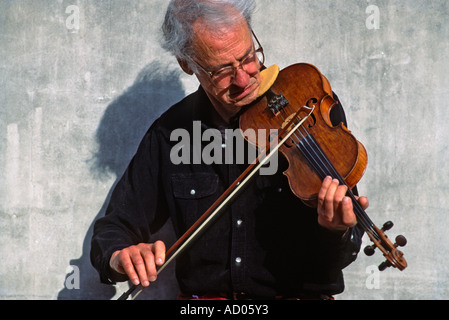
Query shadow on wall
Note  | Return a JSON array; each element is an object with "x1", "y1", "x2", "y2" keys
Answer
[{"x1": 58, "y1": 61, "x2": 186, "y2": 300}]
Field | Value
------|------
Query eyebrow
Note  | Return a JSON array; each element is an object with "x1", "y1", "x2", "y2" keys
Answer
[{"x1": 207, "y1": 44, "x2": 254, "y2": 72}]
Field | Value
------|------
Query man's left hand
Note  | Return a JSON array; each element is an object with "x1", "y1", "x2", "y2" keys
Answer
[{"x1": 317, "y1": 176, "x2": 369, "y2": 232}]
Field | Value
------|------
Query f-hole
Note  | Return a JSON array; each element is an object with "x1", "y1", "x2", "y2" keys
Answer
[{"x1": 305, "y1": 98, "x2": 317, "y2": 128}]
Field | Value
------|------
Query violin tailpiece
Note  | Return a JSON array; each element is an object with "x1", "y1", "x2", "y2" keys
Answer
[{"x1": 267, "y1": 91, "x2": 289, "y2": 115}]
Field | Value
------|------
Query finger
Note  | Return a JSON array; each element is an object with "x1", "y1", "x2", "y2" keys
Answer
[
  {"x1": 153, "y1": 240, "x2": 166, "y2": 266},
  {"x1": 333, "y1": 184, "x2": 349, "y2": 226},
  {"x1": 141, "y1": 246, "x2": 157, "y2": 284},
  {"x1": 129, "y1": 249, "x2": 150, "y2": 287},
  {"x1": 323, "y1": 178, "x2": 340, "y2": 218},
  {"x1": 358, "y1": 196, "x2": 369, "y2": 210},
  {"x1": 318, "y1": 176, "x2": 333, "y2": 211},
  {"x1": 334, "y1": 184, "x2": 348, "y2": 211},
  {"x1": 119, "y1": 250, "x2": 141, "y2": 286},
  {"x1": 341, "y1": 196, "x2": 357, "y2": 227}
]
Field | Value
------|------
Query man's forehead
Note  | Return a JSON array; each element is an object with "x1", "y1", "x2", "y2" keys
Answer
[{"x1": 191, "y1": 19, "x2": 252, "y2": 63}]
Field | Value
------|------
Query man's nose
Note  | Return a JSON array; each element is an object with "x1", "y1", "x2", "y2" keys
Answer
[{"x1": 232, "y1": 67, "x2": 251, "y2": 88}]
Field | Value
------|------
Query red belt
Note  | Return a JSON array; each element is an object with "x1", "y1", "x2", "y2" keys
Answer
[{"x1": 178, "y1": 292, "x2": 333, "y2": 300}]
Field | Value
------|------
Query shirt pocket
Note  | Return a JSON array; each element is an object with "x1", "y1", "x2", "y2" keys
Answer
[{"x1": 171, "y1": 172, "x2": 219, "y2": 228}]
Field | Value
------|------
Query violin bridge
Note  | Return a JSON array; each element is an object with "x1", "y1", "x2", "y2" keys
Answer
[{"x1": 280, "y1": 113, "x2": 297, "y2": 132}]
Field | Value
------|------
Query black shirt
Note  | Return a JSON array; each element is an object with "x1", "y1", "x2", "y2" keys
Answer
[{"x1": 90, "y1": 86, "x2": 364, "y2": 298}]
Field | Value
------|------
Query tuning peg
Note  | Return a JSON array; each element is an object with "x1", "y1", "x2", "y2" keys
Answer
[
  {"x1": 364, "y1": 221, "x2": 394, "y2": 257},
  {"x1": 364, "y1": 244, "x2": 376, "y2": 256},
  {"x1": 395, "y1": 235, "x2": 407, "y2": 247},
  {"x1": 381, "y1": 221, "x2": 394, "y2": 231},
  {"x1": 378, "y1": 260, "x2": 392, "y2": 271}
]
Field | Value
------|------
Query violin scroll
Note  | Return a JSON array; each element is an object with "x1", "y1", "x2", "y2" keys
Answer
[{"x1": 363, "y1": 221, "x2": 408, "y2": 271}]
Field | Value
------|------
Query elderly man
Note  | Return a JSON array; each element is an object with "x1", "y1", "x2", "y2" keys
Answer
[{"x1": 91, "y1": 0, "x2": 368, "y2": 300}]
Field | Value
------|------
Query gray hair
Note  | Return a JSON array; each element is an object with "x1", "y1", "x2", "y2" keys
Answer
[{"x1": 161, "y1": 0, "x2": 256, "y2": 69}]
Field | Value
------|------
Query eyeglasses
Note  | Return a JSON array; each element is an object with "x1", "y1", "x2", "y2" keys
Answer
[{"x1": 194, "y1": 30, "x2": 265, "y2": 89}]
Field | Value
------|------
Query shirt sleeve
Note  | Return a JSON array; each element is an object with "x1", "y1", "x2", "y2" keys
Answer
[{"x1": 90, "y1": 121, "x2": 169, "y2": 284}]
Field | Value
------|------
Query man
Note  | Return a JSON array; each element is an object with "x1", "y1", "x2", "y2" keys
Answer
[{"x1": 91, "y1": 0, "x2": 368, "y2": 299}]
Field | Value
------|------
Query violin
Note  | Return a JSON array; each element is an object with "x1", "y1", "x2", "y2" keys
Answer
[
  {"x1": 241, "y1": 63, "x2": 407, "y2": 271},
  {"x1": 118, "y1": 63, "x2": 407, "y2": 299}
]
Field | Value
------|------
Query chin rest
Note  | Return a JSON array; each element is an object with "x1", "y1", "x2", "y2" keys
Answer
[{"x1": 257, "y1": 64, "x2": 280, "y2": 97}]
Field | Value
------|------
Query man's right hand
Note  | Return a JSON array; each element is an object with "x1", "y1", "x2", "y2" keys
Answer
[{"x1": 109, "y1": 241, "x2": 166, "y2": 287}]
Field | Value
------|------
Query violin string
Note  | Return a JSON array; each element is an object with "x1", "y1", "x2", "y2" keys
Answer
[
  {"x1": 295, "y1": 127, "x2": 379, "y2": 239},
  {"x1": 277, "y1": 105, "x2": 369, "y2": 231},
  {"x1": 293, "y1": 120, "x2": 380, "y2": 240},
  {"x1": 294, "y1": 127, "x2": 377, "y2": 236},
  {"x1": 278, "y1": 105, "x2": 379, "y2": 239}
]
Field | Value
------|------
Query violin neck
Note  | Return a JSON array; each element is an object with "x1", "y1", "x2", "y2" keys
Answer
[{"x1": 295, "y1": 133, "x2": 375, "y2": 232}]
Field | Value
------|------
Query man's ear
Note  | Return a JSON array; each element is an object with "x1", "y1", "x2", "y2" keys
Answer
[{"x1": 177, "y1": 58, "x2": 194, "y2": 75}]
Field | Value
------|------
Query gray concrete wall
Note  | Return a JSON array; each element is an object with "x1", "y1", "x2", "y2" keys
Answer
[{"x1": 0, "y1": 0, "x2": 447, "y2": 300}]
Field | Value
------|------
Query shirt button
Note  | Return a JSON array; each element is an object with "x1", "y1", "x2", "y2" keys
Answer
[
  {"x1": 221, "y1": 143, "x2": 226, "y2": 148},
  {"x1": 190, "y1": 189, "x2": 196, "y2": 195},
  {"x1": 277, "y1": 187, "x2": 283, "y2": 193},
  {"x1": 236, "y1": 219, "x2": 243, "y2": 227},
  {"x1": 235, "y1": 257, "x2": 242, "y2": 264}
]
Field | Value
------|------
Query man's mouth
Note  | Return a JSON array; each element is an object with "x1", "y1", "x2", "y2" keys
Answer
[{"x1": 228, "y1": 81, "x2": 258, "y2": 101}]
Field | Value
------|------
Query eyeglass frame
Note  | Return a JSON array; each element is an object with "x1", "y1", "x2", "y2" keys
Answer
[{"x1": 192, "y1": 29, "x2": 265, "y2": 89}]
